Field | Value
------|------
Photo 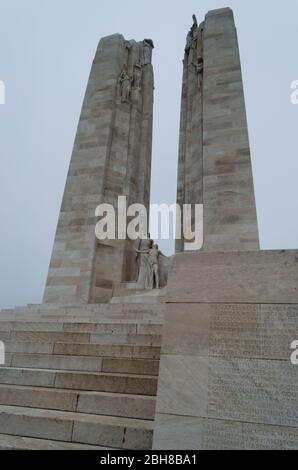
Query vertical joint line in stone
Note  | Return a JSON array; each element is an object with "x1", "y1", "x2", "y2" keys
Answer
[{"x1": 200, "y1": 22, "x2": 205, "y2": 230}]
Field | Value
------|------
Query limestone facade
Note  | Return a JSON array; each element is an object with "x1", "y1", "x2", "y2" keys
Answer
[
  {"x1": 153, "y1": 251, "x2": 298, "y2": 449},
  {"x1": 44, "y1": 35, "x2": 154, "y2": 305},
  {"x1": 176, "y1": 8, "x2": 259, "y2": 252}
]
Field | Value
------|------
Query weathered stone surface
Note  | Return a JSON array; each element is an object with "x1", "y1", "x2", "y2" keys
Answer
[
  {"x1": 154, "y1": 414, "x2": 298, "y2": 450},
  {"x1": 54, "y1": 370, "x2": 157, "y2": 395},
  {"x1": 156, "y1": 355, "x2": 208, "y2": 417},
  {"x1": 162, "y1": 303, "x2": 298, "y2": 360},
  {"x1": 0, "y1": 367, "x2": 56, "y2": 388},
  {"x1": 10, "y1": 331, "x2": 90, "y2": 344},
  {"x1": 4, "y1": 341, "x2": 54, "y2": 354},
  {"x1": 44, "y1": 34, "x2": 154, "y2": 304},
  {"x1": 167, "y1": 251, "x2": 298, "y2": 304},
  {"x1": 102, "y1": 358, "x2": 159, "y2": 376},
  {"x1": 77, "y1": 391, "x2": 156, "y2": 420},
  {"x1": 90, "y1": 332, "x2": 162, "y2": 346},
  {"x1": 154, "y1": 297, "x2": 298, "y2": 448},
  {"x1": 242, "y1": 423, "x2": 298, "y2": 450},
  {"x1": 207, "y1": 358, "x2": 298, "y2": 427},
  {"x1": 0, "y1": 384, "x2": 78, "y2": 412},
  {"x1": 0, "y1": 383, "x2": 156, "y2": 421},
  {"x1": 0, "y1": 434, "x2": 106, "y2": 450},
  {"x1": 176, "y1": 8, "x2": 259, "y2": 252},
  {"x1": 11, "y1": 354, "x2": 103, "y2": 372},
  {"x1": 0, "y1": 301, "x2": 163, "y2": 449},
  {"x1": 154, "y1": 414, "x2": 203, "y2": 450},
  {"x1": 0, "y1": 406, "x2": 73, "y2": 442},
  {"x1": 153, "y1": 414, "x2": 244, "y2": 450},
  {"x1": 0, "y1": 405, "x2": 153, "y2": 449},
  {"x1": 72, "y1": 414, "x2": 153, "y2": 449}
]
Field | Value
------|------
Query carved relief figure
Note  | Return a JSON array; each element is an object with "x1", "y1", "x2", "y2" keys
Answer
[
  {"x1": 185, "y1": 31, "x2": 193, "y2": 53},
  {"x1": 118, "y1": 66, "x2": 132, "y2": 103},
  {"x1": 124, "y1": 41, "x2": 132, "y2": 63},
  {"x1": 193, "y1": 57, "x2": 204, "y2": 91},
  {"x1": 133, "y1": 64, "x2": 142, "y2": 90}
]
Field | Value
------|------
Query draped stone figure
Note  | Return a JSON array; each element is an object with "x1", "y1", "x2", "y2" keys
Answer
[
  {"x1": 133, "y1": 64, "x2": 142, "y2": 90},
  {"x1": 118, "y1": 67, "x2": 132, "y2": 102},
  {"x1": 193, "y1": 56, "x2": 204, "y2": 90},
  {"x1": 136, "y1": 240, "x2": 163, "y2": 290},
  {"x1": 135, "y1": 235, "x2": 153, "y2": 289},
  {"x1": 185, "y1": 14, "x2": 199, "y2": 63},
  {"x1": 142, "y1": 39, "x2": 154, "y2": 65}
]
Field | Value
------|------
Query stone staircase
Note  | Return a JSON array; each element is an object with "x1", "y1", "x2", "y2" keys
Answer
[{"x1": 0, "y1": 301, "x2": 165, "y2": 449}]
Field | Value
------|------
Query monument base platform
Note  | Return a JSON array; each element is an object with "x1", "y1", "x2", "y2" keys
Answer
[{"x1": 153, "y1": 250, "x2": 298, "y2": 450}]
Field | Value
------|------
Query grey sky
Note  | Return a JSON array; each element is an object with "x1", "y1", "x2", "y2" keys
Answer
[{"x1": 0, "y1": 0, "x2": 297, "y2": 308}]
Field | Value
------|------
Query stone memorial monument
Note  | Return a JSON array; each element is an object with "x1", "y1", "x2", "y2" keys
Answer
[{"x1": 0, "y1": 7, "x2": 297, "y2": 451}]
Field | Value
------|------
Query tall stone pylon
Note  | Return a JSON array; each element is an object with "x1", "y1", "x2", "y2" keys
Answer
[
  {"x1": 176, "y1": 8, "x2": 259, "y2": 252},
  {"x1": 44, "y1": 35, "x2": 154, "y2": 304}
]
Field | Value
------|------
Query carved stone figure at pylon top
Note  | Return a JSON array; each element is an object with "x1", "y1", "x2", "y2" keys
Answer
[
  {"x1": 143, "y1": 38, "x2": 154, "y2": 49},
  {"x1": 192, "y1": 14, "x2": 198, "y2": 31},
  {"x1": 142, "y1": 39, "x2": 154, "y2": 65},
  {"x1": 185, "y1": 14, "x2": 199, "y2": 54}
]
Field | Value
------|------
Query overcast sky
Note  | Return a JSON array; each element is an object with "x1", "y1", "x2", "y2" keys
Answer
[{"x1": 0, "y1": 0, "x2": 297, "y2": 308}]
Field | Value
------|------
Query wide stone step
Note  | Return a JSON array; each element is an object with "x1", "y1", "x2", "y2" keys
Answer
[
  {"x1": 0, "y1": 321, "x2": 161, "y2": 334},
  {"x1": 90, "y1": 333, "x2": 161, "y2": 346},
  {"x1": 2, "y1": 303, "x2": 163, "y2": 311},
  {"x1": 64, "y1": 322, "x2": 162, "y2": 335},
  {"x1": 0, "y1": 314, "x2": 164, "y2": 324},
  {"x1": 0, "y1": 331, "x2": 90, "y2": 344},
  {"x1": 0, "y1": 434, "x2": 113, "y2": 450},
  {"x1": 0, "y1": 314, "x2": 164, "y2": 323},
  {"x1": 4, "y1": 341, "x2": 161, "y2": 359},
  {"x1": 0, "y1": 405, "x2": 153, "y2": 449},
  {"x1": 8, "y1": 353, "x2": 159, "y2": 375},
  {"x1": 0, "y1": 367, "x2": 157, "y2": 395},
  {"x1": 0, "y1": 330, "x2": 162, "y2": 346},
  {"x1": 0, "y1": 303, "x2": 165, "y2": 318},
  {"x1": 111, "y1": 294, "x2": 166, "y2": 304},
  {"x1": 0, "y1": 384, "x2": 156, "y2": 419}
]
